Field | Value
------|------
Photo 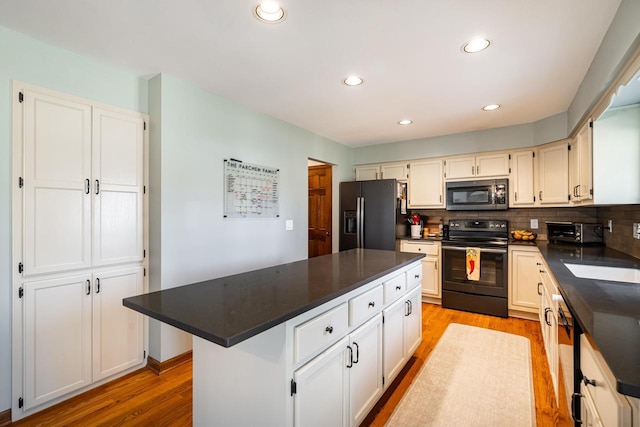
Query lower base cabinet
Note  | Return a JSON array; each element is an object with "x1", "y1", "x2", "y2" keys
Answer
[{"x1": 22, "y1": 267, "x2": 144, "y2": 411}]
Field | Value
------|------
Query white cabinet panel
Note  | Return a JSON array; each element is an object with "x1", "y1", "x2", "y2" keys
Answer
[
  {"x1": 294, "y1": 337, "x2": 349, "y2": 427},
  {"x1": 294, "y1": 303, "x2": 349, "y2": 363},
  {"x1": 445, "y1": 155, "x2": 476, "y2": 179},
  {"x1": 509, "y1": 248, "x2": 541, "y2": 313},
  {"x1": 380, "y1": 163, "x2": 407, "y2": 181},
  {"x1": 404, "y1": 286, "x2": 422, "y2": 356},
  {"x1": 349, "y1": 314, "x2": 383, "y2": 427},
  {"x1": 93, "y1": 107, "x2": 144, "y2": 267},
  {"x1": 510, "y1": 150, "x2": 536, "y2": 206},
  {"x1": 407, "y1": 159, "x2": 444, "y2": 208},
  {"x1": 570, "y1": 120, "x2": 593, "y2": 204},
  {"x1": 355, "y1": 165, "x2": 379, "y2": 181},
  {"x1": 92, "y1": 267, "x2": 144, "y2": 381},
  {"x1": 421, "y1": 256, "x2": 440, "y2": 298},
  {"x1": 382, "y1": 297, "x2": 406, "y2": 386},
  {"x1": 538, "y1": 140, "x2": 570, "y2": 205},
  {"x1": 23, "y1": 275, "x2": 92, "y2": 410},
  {"x1": 445, "y1": 152, "x2": 509, "y2": 180},
  {"x1": 348, "y1": 285, "x2": 383, "y2": 326},
  {"x1": 23, "y1": 91, "x2": 92, "y2": 276}
]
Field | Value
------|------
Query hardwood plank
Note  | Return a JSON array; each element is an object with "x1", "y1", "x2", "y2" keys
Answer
[{"x1": 11, "y1": 304, "x2": 571, "y2": 426}]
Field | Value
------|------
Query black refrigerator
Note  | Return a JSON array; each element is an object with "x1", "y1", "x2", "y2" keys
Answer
[{"x1": 339, "y1": 179, "x2": 398, "y2": 251}]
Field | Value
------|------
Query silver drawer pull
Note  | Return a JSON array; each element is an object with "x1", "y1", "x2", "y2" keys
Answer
[
  {"x1": 395, "y1": 285, "x2": 401, "y2": 291},
  {"x1": 368, "y1": 301, "x2": 375, "y2": 308},
  {"x1": 414, "y1": 274, "x2": 420, "y2": 279},
  {"x1": 325, "y1": 326, "x2": 333, "y2": 334}
]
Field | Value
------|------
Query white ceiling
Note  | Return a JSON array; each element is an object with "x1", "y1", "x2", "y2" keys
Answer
[{"x1": 0, "y1": 0, "x2": 623, "y2": 147}]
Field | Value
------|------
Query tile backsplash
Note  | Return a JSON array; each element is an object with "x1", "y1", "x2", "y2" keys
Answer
[{"x1": 406, "y1": 205, "x2": 640, "y2": 259}]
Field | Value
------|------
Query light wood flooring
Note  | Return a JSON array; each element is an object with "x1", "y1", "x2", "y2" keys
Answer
[{"x1": 11, "y1": 303, "x2": 571, "y2": 426}]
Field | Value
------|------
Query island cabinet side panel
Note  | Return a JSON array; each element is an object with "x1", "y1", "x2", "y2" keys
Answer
[{"x1": 192, "y1": 324, "x2": 290, "y2": 427}]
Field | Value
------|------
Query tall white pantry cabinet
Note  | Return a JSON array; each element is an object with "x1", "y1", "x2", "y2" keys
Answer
[{"x1": 11, "y1": 82, "x2": 149, "y2": 419}]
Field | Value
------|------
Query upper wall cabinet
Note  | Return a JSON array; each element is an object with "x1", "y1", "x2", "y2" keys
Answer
[
  {"x1": 407, "y1": 159, "x2": 444, "y2": 208},
  {"x1": 537, "y1": 140, "x2": 570, "y2": 206},
  {"x1": 569, "y1": 120, "x2": 593, "y2": 205},
  {"x1": 21, "y1": 89, "x2": 145, "y2": 277},
  {"x1": 355, "y1": 162, "x2": 408, "y2": 181},
  {"x1": 509, "y1": 149, "x2": 537, "y2": 207},
  {"x1": 444, "y1": 152, "x2": 510, "y2": 180}
]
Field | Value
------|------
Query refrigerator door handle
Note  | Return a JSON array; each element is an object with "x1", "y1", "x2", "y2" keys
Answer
[
  {"x1": 360, "y1": 197, "x2": 365, "y2": 248},
  {"x1": 356, "y1": 197, "x2": 362, "y2": 248}
]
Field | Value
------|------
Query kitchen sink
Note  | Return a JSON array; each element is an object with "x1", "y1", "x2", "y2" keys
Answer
[{"x1": 563, "y1": 263, "x2": 640, "y2": 284}]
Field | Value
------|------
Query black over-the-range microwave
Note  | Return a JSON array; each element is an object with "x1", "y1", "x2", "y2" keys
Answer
[{"x1": 445, "y1": 178, "x2": 508, "y2": 210}]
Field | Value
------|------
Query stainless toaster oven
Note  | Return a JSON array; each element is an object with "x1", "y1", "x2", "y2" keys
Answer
[{"x1": 546, "y1": 222, "x2": 604, "y2": 245}]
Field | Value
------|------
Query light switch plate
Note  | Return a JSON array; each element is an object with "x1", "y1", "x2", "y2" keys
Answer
[
  {"x1": 634, "y1": 223, "x2": 640, "y2": 239},
  {"x1": 530, "y1": 219, "x2": 538, "y2": 229},
  {"x1": 608, "y1": 219, "x2": 613, "y2": 232},
  {"x1": 285, "y1": 219, "x2": 293, "y2": 231}
]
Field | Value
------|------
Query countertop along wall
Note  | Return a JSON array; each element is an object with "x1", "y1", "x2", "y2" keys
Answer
[{"x1": 0, "y1": 26, "x2": 149, "y2": 414}]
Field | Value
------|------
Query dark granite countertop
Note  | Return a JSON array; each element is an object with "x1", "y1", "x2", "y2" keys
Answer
[
  {"x1": 536, "y1": 241, "x2": 640, "y2": 398},
  {"x1": 124, "y1": 249, "x2": 424, "y2": 348}
]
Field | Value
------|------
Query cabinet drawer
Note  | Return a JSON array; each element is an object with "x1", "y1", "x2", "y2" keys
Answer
[
  {"x1": 383, "y1": 274, "x2": 405, "y2": 305},
  {"x1": 349, "y1": 285, "x2": 383, "y2": 326},
  {"x1": 294, "y1": 303, "x2": 348, "y2": 364},
  {"x1": 406, "y1": 264, "x2": 422, "y2": 290},
  {"x1": 580, "y1": 335, "x2": 632, "y2": 427},
  {"x1": 401, "y1": 241, "x2": 439, "y2": 256}
]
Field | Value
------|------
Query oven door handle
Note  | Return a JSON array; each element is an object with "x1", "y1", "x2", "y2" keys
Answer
[{"x1": 442, "y1": 246, "x2": 507, "y2": 254}]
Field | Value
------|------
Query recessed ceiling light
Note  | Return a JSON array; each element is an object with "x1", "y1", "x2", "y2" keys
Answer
[
  {"x1": 343, "y1": 76, "x2": 364, "y2": 86},
  {"x1": 254, "y1": 1, "x2": 285, "y2": 23},
  {"x1": 462, "y1": 38, "x2": 490, "y2": 53},
  {"x1": 482, "y1": 104, "x2": 501, "y2": 111},
  {"x1": 397, "y1": 119, "x2": 413, "y2": 125}
]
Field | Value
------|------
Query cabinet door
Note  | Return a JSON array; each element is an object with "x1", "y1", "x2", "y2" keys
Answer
[
  {"x1": 538, "y1": 141, "x2": 570, "y2": 205},
  {"x1": 407, "y1": 159, "x2": 444, "y2": 207},
  {"x1": 355, "y1": 165, "x2": 379, "y2": 181},
  {"x1": 294, "y1": 337, "x2": 349, "y2": 427},
  {"x1": 404, "y1": 286, "x2": 422, "y2": 356},
  {"x1": 349, "y1": 314, "x2": 383, "y2": 427},
  {"x1": 92, "y1": 107, "x2": 145, "y2": 267},
  {"x1": 382, "y1": 297, "x2": 406, "y2": 386},
  {"x1": 23, "y1": 275, "x2": 92, "y2": 410},
  {"x1": 421, "y1": 256, "x2": 440, "y2": 298},
  {"x1": 22, "y1": 90, "x2": 92, "y2": 276},
  {"x1": 380, "y1": 163, "x2": 407, "y2": 181},
  {"x1": 445, "y1": 156, "x2": 475, "y2": 179},
  {"x1": 92, "y1": 267, "x2": 144, "y2": 381},
  {"x1": 475, "y1": 152, "x2": 510, "y2": 177},
  {"x1": 510, "y1": 150, "x2": 536, "y2": 206},
  {"x1": 509, "y1": 250, "x2": 541, "y2": 312},
  {"x1": 570, "y1": 121, "x2": 593, "y2": 203}
]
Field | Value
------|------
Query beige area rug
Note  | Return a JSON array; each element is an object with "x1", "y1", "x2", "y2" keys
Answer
[{"x1": 386, "y1": 323, "x2": 536, "y2": 427}]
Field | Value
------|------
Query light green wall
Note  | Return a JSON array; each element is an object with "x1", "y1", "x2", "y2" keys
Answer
[
  {"x1": 0, "y1": 26, "x2": 148, "y2": 413},
  {"x1": 147, "y1": 73, "x2": 354, "y2": 361}
]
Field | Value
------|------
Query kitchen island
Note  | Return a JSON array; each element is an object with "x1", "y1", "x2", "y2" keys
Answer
[{"x1": 124, "y1": 249, "x2": 424, "y2": 426}]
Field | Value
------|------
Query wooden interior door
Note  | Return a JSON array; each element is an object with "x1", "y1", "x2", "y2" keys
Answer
[{"x1": 308, "y1": 164, "x2": 332, "y2": 258}]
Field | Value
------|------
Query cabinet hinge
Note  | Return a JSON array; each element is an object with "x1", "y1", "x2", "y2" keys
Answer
[
  {"x1": 568, "y1": 194, "x2": 571, "y2": 201},
  {"x1": 144, "y1": 268, "x2": 147, "y2": 277},
  {"x1": 508, "y1": 154, "x2": 511, "y2": 160},
  {"x1": 18, "y1": 92, "x2": 24, "y2": 103},
  {"x1": 18, "y1": 397, "x2": 23, "y2": 408},
  {"x1": 532, "y1": 151, "x2": 535, "y2": 158},
  {"x1": 19, "y1": 287, "x2": 24, "y2": 298},
  {"x1": 290, "y1": 379, "x2": 297, "y2": 396},
  {"x1": 19, "y1": 177, "x2": 24, "y2": 188},
  {"x1": 590, "y1": 188, "x2": 593, "y2": 196},
  {"x1": 534, "y1": 196, "x2": 536, "y2": 202},
  {"x1": 144, "y1": 350, "x2": 147, "y2": 360},
  {"x1": 143, "y1": 249, "x2": 146, "y2": 258},
  {"x1": 508, "y1": 167, "x2": 511, "y2": 174},
  {"x1": 406, "y1": 164, "x2": 410, "y2": 169},
  {"x1": 568, "y1": 144, "x2": 571, "y2": 151},
  {"x1": 18, "y1": 262, "x2": 23, "y2": 274},
  {"x1": 144, "y1": 185, "x2": 146, "y2": 194},
  {"x1": 382, "y1": 376, "x2": 385, "y2": 386},
  {"x1": 589, "y1": 121, "x2": 593, "y2": 128},
  {"x1": 144, "y1": 121, "x2": 147, "y2": 131}
]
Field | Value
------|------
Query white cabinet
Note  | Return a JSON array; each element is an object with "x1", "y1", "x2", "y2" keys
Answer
[
  {"x1": 538, "y1": 258, "x2": 559, "y2": 402},
  {"x1": 348, "y1": 314, "x2": 383, "y2": 427},
  {"x1": 22, "y1": 267, "x2": 143, "y2": 410},
  {"x1": 294, "y1": 336, "x2": 349, "y2": 427},
  {"x1": 407, "y1": 159, "x2": 444, "y2": 208},
  {"x1": 12, "y1": 83, "x2": 148, "y2": 419},
  {"x1": 382, "y1": 297, "x2": 406, "y2": 386},
  {"x1": 445, "y1": 152, "x2": 510, "y2": 180},
  {"x1": 21, "y1": 91, "x2": 144, "y2": 277},
  {"x1": 537, "y1": 140, "x2": 570, "y2": 205},
  {"x1": 509, "y1": 149, "x2": 537, "y2": 206},
  {"x1": 355, "y1": 162, "x2": 407, "y2": 181},
  {"x1": 570, "y1": 120, "x2": 593, "y2": 204},
  {"x1": 294, "y1": 314, "x2": 383, "y2": 427},
  {"x1": 508, "y1": 247, "x2": 541, "y2": 314},
  {"x1": 400, "y1": 240, "x2": 441, "y2": 300},
  {"x1": 403, "y1": 286, "x2": 422, "y2": 357},
  {"x1": 579, "y1": 335, "x2": 633, "y2": 427}
]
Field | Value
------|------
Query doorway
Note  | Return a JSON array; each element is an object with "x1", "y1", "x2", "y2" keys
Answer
[{"x1": 308, "y1": 161, "x2": 332, "y2": 258}]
